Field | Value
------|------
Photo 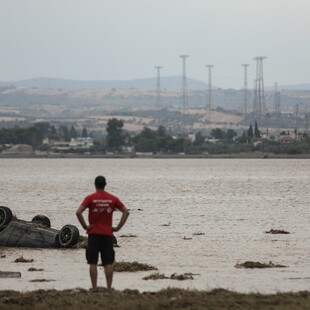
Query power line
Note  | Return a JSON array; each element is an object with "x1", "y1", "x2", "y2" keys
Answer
[
  {"x1": 242, "y1": 64, "x2": 249, "y2": 116},
  {"x1": 180, "y1": 55, "x2": 189, "y2": 133},
  {"x1": 154, "y1": 66, "x2": 163, "y2": 110},
  {"x1": 274, "y1": 82, "x2": 282, "y2": 128},
  {"x1": 205, "y1": 65, "x2": 214, "y2": 120},
  {"x1": 180, "y1": 55, "x2": 189, "y2": 111},
  {"x1": 253, "y1": 56, "x2": 267, "y2": 120}
]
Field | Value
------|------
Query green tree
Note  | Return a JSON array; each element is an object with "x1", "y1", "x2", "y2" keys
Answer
[
  {"x1": 247, "y1": 124, "x2": 254, "y2": 140},
  {"x1": 69, "y1": 125, "x2": 78, "y2": 139},
  {"x1": 59, "y1": 125, "x2": 70, "y2": 141},
  {"x1": 34, "y1": 122, "x2": 50, "y2": 135},
  {"x1": 26, "y1": 127, "x2": 43, "y2": 147},
  {"x1": 50, "y1": 126, "x2": 57, "y2": 135},
  {"x1": 226, "y1": 129, "x2": 237, "y2": 140},
  {"x1": 236, "y1": 131, "x2": 248, "y2": 143},
  {"x1": 254, "y1": 121, "x2": 261, "y2": 138},
  {"x1": 133, "y1": 127, "x2": 156, "y2": 152},
  {"x1": 133, "y1": 126, "x2": 175, "y2": 153},
  {"x1": 211, "y1": 128, "x2": 224, "y2": 139},
  {"x1": 0, "y1": 127, "x2": 43, "y2": 148},
  {"x1": 193, "y1": 131, "x2": 205, "y2": 146},
  {"x1": 106, "y1": 118, "x2": 124, "y2": 150},
  {"x1": 82, "y1": 127, "x2": 88, "y2": 138},
  {"x1": 168, "y1": 137, "x2": 188, "y2": 153},
  {"x1": 157, "y1": 125, "x2": 167, "y2": 137}
]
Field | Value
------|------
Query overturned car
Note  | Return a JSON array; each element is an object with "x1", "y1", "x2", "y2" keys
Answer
[{"x1": 0, "y1": 206, "x2": 81, "y2": 248}]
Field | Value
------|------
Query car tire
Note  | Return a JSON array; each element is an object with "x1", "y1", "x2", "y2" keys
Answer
[
  {"x1": 31, "y1": 215, "x2": 51, "y2": 228},
  {"x1": 58, "y1": 225, "x2": 80, "y2": 247},
  {"x1": 0, "y1": 206, "x2": 13, "y2": 228}
]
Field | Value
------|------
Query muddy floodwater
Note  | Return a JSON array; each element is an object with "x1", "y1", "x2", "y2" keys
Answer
[{"x1": 0, "y1": 158, "x2": 309, "y2": 293}]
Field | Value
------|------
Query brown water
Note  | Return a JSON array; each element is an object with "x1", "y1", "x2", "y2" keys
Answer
[{"x1": 0, "y1": 158, "x2": 309, "y2": 293}]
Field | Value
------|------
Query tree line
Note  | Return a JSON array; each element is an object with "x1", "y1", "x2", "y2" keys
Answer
[
  {"x1": 0, "y1": 118, "x2": 309, "y2": 155},
  {"x1": 0, "y1": 122, "x2": 88, "y2": 147}
]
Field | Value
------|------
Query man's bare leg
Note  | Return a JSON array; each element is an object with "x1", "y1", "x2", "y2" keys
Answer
[
  {"x1": 104, "y1": 264, "x2": 114, "y2": 291},
  {"x1": 89, "y1": 264, "x2": 98, "y2": 290}
]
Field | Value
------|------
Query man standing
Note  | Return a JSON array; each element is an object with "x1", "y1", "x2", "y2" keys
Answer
[{"x1": 76, "y1": 175, "x2": 129, "y2": 292}]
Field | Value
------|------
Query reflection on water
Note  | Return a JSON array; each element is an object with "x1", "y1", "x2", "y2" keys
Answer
[{"x1": 0, "y1": 158, "x2": 309, "y2": 293}]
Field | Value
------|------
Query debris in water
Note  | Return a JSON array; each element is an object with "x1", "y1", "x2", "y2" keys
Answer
[
  {"x1": 14, "y1": 255, "x2": 34, "y2": 263},
  {"x1": 114, "y1": 261, "x2": 157, "y2": 272},
  {"x1": 161, "y1": 222, "x2": 171, "y2": 227},
  {"x1": 170, "y1": 273, "x2": 194, "y2": 280},
  {"x1": 265, "y1": 229, "x2": 290, "y2": 234},
  {"x1": 0, "y1": 271, "x2": 21, "y2": 278},
  {"x1": 28, "y1": 268, "x2": 44, "y2": 272},
  {"x1": 143, "y1": 273, "x2": 167, "y2": 280},
  {"x1": 193, "y1": 232, "x2": 205, "y2": 236},
  {"x1": 120, "y1": 234, "x2": 137, "y2": 238},
  {"x1": 30, "y1": 279, "x2": 55, "y2": 282},
  {"x1": 235, "y1": 261, "x2": 287, "y2": 269},
  {"x1": 183, "y1": 236, "x2": 192, "y2": 240},
  {"x1": 143, "y1": 272, "x2": 194, "y2": 281}
]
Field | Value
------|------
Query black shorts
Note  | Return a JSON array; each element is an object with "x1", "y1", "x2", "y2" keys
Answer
[{"x1": 86, "y1": 234, "x2": 115, "y2": 266}]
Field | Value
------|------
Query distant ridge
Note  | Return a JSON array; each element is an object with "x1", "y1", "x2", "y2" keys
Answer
[
  {"x1": 1, "y1": 77, "x2": 310, "y2": 91},
  {"x1": 277, "y1": 83, "x2": 310, "y2": 91},
  {"x1": 0, "y1": 76, "x2": 207, "y2": 90}
]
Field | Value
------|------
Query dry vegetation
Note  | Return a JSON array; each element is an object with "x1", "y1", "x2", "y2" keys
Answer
[
  {"x1": 0, "y1": 288, "x2": 309, "y2": 309},
  {"x1": 143, "y1": 272, "x2": 194, "y2": 281},
  {"x1": 0, "y1": 86, "x2": 245, "y2": 132},
  {"x1": 113, "y1": 261, "x2": 157, "y2": 272},
  {"x1": 265, "y1": 229, "x2": 290, "y2": 234},
  {"x1": 235, "y1": 261, "x2": 287, "y2": 269}
]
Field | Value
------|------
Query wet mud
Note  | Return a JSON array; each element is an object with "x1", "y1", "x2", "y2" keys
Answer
[{"x1": 0, "y1": 288, "x2": 309, "y2": 310}]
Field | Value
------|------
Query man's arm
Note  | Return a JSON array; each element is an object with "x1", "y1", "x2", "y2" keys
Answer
[
  {"x1": 76, "y1": 204, "x2": 91, "y2": 231},
  {"x1": 113, "y1": 206, "x2": 129, "y2": 232}
]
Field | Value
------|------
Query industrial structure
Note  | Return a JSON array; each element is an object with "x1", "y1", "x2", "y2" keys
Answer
[
  {"x1": 180, "y1": 55, "x2": 189, "y2": 112},
  {"x1": 154, "y1": 66, "x2": 163, "y2": 110},
  {"x1": 253, "y1": 56, "x2": 267, "y2": 120},
  {"x1": 274, "y1": 82, "x2": 282, "y2": 128},
  {"x1": 180, "y1": 55, "x2": 189, "y2": 132},
  {"x1": 205, "y1": 65, "x2": 214, "y2": 120},
  {"x1": 242, "y1": 64, "x2": 249, "y2": 116}
]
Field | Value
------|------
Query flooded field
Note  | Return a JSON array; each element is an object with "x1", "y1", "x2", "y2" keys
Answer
[{"x1": 0, "y1": 158, "x2": 309, "y2": 293}]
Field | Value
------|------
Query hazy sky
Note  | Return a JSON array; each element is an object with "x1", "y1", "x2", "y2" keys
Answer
[{"x1": 1, "y1": 0, "x2": 309, "y2": 89}]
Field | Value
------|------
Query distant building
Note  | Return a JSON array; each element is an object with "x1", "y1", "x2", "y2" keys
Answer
[
  {"x1": 187, "y1": 132, "x2": 196, "y2": 143},
  {"x1": 49, "y1": 137, "x2": 94, "y2": 152},
  {"x1": 2, "y1": 144, "x2": 33, "y2": 155},
  {"x1": 278, "y1": 135, "x2": 295, "y2": 143}
]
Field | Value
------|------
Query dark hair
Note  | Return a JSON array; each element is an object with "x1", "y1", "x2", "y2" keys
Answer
[{"x1": 95, "y1": 176, "x2": 106, "y2": 189}]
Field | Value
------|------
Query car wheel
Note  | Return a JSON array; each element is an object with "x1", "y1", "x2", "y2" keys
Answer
[
  {"x1": 0, "y1": 206, "x2": 13, "y2": 228},
  {"x1": 31, "y1": 215, "x2": 51, "y2": 228},
  {"x1": 58, "y1": 225, "x2": 80, "y2": 247}
]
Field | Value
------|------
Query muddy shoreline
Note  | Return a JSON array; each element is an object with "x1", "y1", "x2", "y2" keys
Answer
[
  {"x1": 1, "y1": 151, "x2": 310, "y2": 159},
  {"x1": 0, "y1": 288, "x2": 309, "y2": 309}
]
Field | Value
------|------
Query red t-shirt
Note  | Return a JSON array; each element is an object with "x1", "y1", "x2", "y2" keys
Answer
[{"x1": 81, "y1": 190, "x2": 125, "y2": 235}]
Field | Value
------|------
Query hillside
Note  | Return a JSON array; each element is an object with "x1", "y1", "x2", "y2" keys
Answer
[
  {"x1": 0, "y1": 76, "x2": 207, "y2": 91},
  {"x1": 2, "y1": 77, "x2": 310, "y2": 91},
  {"x1": 0, "y1": 83, "x2": 309, "y2": 134}
]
